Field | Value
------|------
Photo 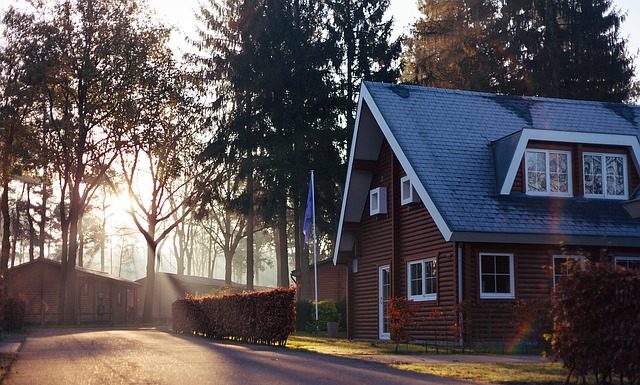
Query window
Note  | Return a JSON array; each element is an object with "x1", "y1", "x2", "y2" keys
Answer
[
  {"x1": 400, "y1": 176, "x2": 418, "y2": 205},
  {"x1": 479, "y1": 253, "x2": 515, "y2": 299},
  {"x1": 525, "y1": 150, "x2": 572, "y2": 196},
  {"x1": 583, "y1": 153, "x2": 627, "y2": 199},
  {"x1": 369, "y1": 187, "x2": 387, "y2": 215},
  {"x1": 553, "y1": 255, "x2": 585, "y2": 287},
  {"x1": 407, "y1": 258, "x2": 437, "y2": 301},
  {"x1": 352, "y1": 258, "x2": 358, "y2": 273},
  {"x1": 614, "y1": 256, "x2": 640, "y2": 270}
]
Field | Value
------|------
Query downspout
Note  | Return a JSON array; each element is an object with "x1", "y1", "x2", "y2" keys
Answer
[{"x1": 457, "y1": 242, "x2": 464, "y2": 347}]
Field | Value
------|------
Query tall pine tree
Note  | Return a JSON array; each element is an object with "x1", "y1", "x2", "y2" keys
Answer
[
  {"x1": 328, "y1": 0, "x2": 401, "y2": 130},
  {"x1": 402, "y1": 0, "x2": 500, "y2": 92},
  {"x1": 494, "y1": 0, "x2": 635, "y2": 101}
]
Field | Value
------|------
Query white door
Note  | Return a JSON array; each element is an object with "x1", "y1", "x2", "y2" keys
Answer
[{"x1": 379, "y1": 265, "x2": 391, "y2": 340}]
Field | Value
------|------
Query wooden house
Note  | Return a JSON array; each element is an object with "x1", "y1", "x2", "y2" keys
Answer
[
  {"x1": 5, "y1": 258, "x2": 140, "y2": 324},
  {"x1": 291, "y1": 258, "x2": 348, "y2": 302},
  {"x1": 333, "y1": 82, "x2": 640, "y2": 345},
  {"x1": 136, "y1": 273, "x2": 249, "y2": 321}
]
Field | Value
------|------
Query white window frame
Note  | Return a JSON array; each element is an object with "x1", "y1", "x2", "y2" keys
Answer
[
  {"x1": 479, "y1": 253, "x2": 515, "y2": 299},
  {"x1": 525, "y1": 149, "x2": 573, "y2": 197},
  {"x1": 407, "y1": 258, "x2": 437, "y2": 301},
  {"x1": 582, "y1": 152, "x2": 628, "y2": 200},
  {"x1": 614, "y1": 256, "x2": 640, "y2": 270},
  {"x1": 552, "y1": 255, "x2": 585, "y2": 288},
  {"x1": 369, "y1": 187, "x2": 387, "y2": 215},
  {"x1": 400, "y1": 176, "x2": 419, "y2": 205}
]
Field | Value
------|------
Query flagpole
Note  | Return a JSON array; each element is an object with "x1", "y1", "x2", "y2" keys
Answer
[{"x1": 311, "y1": 170, "x2": 319, "y2": 322}]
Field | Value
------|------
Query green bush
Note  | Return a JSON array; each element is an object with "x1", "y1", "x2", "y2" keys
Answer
[
  {"x1": 335, "y1": 299, "x2": 346, "y2": 331},
  {"x1": 551, "y1": 263, "x2": 640, "y2": 385},
  {"x1": 3, "y1": 297, "x2": 26, "y2": 331},
  {"x1": 172, "y1": 288, "x2": 296, "y2": 346},
  {"x1": 305, "y1": 300, "x2": 340, "y2": 332}
]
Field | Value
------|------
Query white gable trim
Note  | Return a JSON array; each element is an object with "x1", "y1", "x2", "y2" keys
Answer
[
  {"x1": 360, "y1": 86, "x2": 452, "y2": 242},
  {"x1": 500, "y1": 129, "x2": 640, "y2": 195},
  {"x1": 333, "y1": 84, "x2": 454, "y2": 264},
  {"x1": 333, "y1": 90, "x2": 366, "y2": 265}
]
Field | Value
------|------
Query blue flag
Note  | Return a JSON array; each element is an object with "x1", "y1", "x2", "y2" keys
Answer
[{"x1": 303, "y1": 176, "x2": 314, "y2": 245}]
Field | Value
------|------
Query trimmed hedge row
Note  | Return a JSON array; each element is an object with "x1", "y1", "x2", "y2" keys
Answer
[
  {"x1": 172, "y1": 287, "x2": 296, "y2": 346},
  {"x1": 3, "y1": 297, "x2": 26, "y2": 331},
  {"x1": 551, "y1": 263, "x2": 640, "y2": 385}
]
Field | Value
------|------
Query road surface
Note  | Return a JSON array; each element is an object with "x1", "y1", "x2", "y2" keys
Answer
[{"x1": 4, "y1": 328, "x2": 475, "y2": 385}]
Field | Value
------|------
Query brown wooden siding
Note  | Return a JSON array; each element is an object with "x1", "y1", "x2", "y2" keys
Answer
[
  {"x1": 351, "y1": 141, "x2": 455, "y2": 340},
  {"x1": 295, "y1": 263, "x2": 347, "y2": 302},
  {"x1": 512, "y1": 142, "x2": 640, "y2": 194},
  {"x1": 461, "y1": 243, "x2": 640, "y2": 343}
]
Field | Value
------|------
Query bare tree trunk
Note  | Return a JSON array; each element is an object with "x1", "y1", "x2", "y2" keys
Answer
[
  {"x1": 142, "y1": 219, "x2": 157, "y2": 323},
  {"x1": 58, "y1": 185, "x2": 69, "y2": 324},
  {"x1": 63, "y1": 179, "x2": 82, "y2": 324},
  {"x1": 1, "y1": 181, "x2": 10, "y2": 272},
  {"x1": 207, "y1": 235, "x2": 213, "y2": 278},
  {"x1": 277, "y1": 202, "x2": 289, "y2": 287},
  {"x1": 297, "y1": 204, "x2": 310, "y2": 300},
  {"x1": 11, "y1": 199, "x2": 19, "y2": 268},
  {"x1": 186, "y1": 221, "x2": 193, "y2": 276},
  {"x1": 26, "y1": 185, "x2": 35, "y2": 262},
  {"x1": 246, "y1": 153, "x2": 254, "y2": 291},
  {"x1": 39, "y1": 178, "x2": 48, "y2": 260},
  {"x1": 100, "y1": 187, "x2": 106, "y2": 271},
  {"x1": 78, "y1": 213, "x2": 84, "y2": 268}
]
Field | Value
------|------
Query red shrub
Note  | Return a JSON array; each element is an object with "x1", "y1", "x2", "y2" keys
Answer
[
  {"x1": 172, "y1": 288, "x2": 296, "y2": 346},
  {"x1": 551, "y1": 263, "x2": 640, "y2": 385},
  {"x1": 388, "y1": 297, "x2": 418, "y2": 352}
]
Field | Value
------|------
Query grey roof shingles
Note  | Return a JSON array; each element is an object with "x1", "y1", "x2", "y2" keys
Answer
[{"x1": 364, "y1": 81, "x2": 640, "y2": 238}]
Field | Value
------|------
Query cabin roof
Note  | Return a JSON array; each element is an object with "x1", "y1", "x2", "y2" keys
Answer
[{"x1": 334, "y1": 82, "x2": 640, "y2": 262}]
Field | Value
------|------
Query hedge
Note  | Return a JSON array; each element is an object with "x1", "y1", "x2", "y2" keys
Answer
[
  {"x1": 172, "y1": 287, "x2": 296, "y2": 346},
  {"x1": 551, "y1": 263, "x2": 640, "y2": 385},
  {"x1": 3, "y1": 297, "x2": 25, "y2": 332}
]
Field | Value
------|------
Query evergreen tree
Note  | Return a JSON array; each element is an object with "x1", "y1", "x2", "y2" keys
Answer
[
  {"x1": 328, "y1": 0, "x2": 401, "y2": 130},
  {"x1": 495, "y1": 0, "x2": 635, "y2": 102},
  {"x1": 402, "y1": 0, "x2": 500, "y2": 92}
]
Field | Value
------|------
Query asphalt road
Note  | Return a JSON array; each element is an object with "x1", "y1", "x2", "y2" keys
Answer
[{"x1": 4, "y1": 328, "x2": 476, "y2": 385}]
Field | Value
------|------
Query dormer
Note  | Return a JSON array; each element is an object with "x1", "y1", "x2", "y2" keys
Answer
[{"x1": 493, "y1": 129, "x2": 640, "y2": 199}]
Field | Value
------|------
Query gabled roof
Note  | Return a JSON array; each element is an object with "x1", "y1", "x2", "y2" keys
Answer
[
  {"x1": 9, "y1": 258, "x2": 141, "y2": 286},
  {"x1": 334, "y1": 82, "x2": 640, "y2": 263}
]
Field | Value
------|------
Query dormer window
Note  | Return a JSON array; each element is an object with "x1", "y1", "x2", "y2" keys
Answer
[
  {"x1": 400, "y1": 176, "x2": 419, "y2": 205},
  {"x1": 525, "y1": 149, "x2": 572, "y2": 196},
  {"x1": 583, "y1": 152, "x2": 627, "y2": 199},
  {"x1": 369, "y1": 187, "x2": 387, "y2": 215}
]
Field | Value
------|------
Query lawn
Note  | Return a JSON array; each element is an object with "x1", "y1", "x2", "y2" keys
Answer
[
  {"x1": 393, "y1": 362, "x2": 570, "y2": 385},
  {"x1": 287, "y1": 334, "x2": 429, "y2": 355},
  {"x1": 287, "y1": 334, "x2": 573, "y2": 385}
]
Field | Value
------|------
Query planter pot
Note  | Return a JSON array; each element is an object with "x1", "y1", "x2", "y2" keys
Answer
[{"x1": 326, "y1": 321, "x2": 338, "y2": 338}]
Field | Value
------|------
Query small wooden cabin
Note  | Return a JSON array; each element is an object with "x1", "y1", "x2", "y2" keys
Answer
[
  {"x1": 333, "y1": 82, "x2": 640, "y2": 345},
  {"x1": 136, "y1": 273, "x2": 248, "y2": 321},
  {"x1": 292, "y1": 259, "x2": 347, "y2": 302},
  {"x1": 5, "y1": 258, "x2": 140, "y2": 324}
]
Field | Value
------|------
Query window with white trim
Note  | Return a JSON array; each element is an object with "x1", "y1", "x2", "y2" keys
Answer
[
  {"x1": 479, "y1": 253, "x2": 515, "y2": 299},
  {"x1": 400, "y1": 176, "x2": 418, "y2": 205},
  {"x1": 525, "y1": 149, "x2": 572, "y2": 196},
  {"x1": 583, "y1": 153, "x2": 628, "y2": 199},
  {"x1": 552, "y1": 255, "x2": 584, "y2": 288},
  {"x1": 614, "y1": 256, "x2": 640, "y2": 270},
  {"x1": 407, "y1": 258, "x2": 437, "y2": 301},
  {"x1": 369, "y1": 187, "x2": 387, "y2": 215}
]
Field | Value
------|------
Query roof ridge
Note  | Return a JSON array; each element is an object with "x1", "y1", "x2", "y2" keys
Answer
[{"x1": 363, "y1": 81, "x2": 640, "y2": 109}]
